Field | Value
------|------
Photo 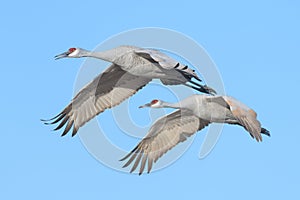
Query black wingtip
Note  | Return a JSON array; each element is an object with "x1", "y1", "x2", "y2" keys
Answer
[
  {"x1": 40, "y1": 111, "x2": 63, "y2": 122},
  {"x1": 41, "y1": 118, "x2": 54, "y2": 124},
  {"x1": 174, "y1": 63, "x2": 180, "y2": 68},
  {"x1": 261, "y1": 128, "x2": 271, "y2": 137},
  {"x1": 119, "y1": 153, "x2": 130, "y2": 162},
  {"x1": 71, "y1": 127, "x2": 78, "y2": 137}
]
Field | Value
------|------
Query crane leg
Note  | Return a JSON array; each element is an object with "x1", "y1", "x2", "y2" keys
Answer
[
  {"x1": 185, "y1": 82, "x2": 217, "y2": 95},
  {"x1": 183, "y1": 83, "x2": 216, "y2": 95},
  {"x1": 189, "y1": 80, "x2": 203, "y2": 87}
]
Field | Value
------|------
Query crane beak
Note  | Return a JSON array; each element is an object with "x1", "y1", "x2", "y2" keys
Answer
[
  {"x1": 54, "y1": 51, "x2": 69, "y2": 60},
  {"x1": 138, "y1": 103, "x2": 151, "y2": 108}
]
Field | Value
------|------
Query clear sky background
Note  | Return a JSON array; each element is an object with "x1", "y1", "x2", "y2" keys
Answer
[{"x1": 1, "y1": 0, "x2": 299, "y2": 199}]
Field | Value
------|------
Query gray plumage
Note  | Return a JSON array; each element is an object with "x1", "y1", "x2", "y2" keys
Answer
[
  {"x1": 120, "y1": 95, "x2": 270, "y2": 175},
  {"x1": 43, "y1": 46, "x2": 216, "y2": 136}
]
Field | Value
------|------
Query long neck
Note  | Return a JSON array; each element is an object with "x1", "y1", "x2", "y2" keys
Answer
[
  {"x1": 82, "y1": 46, "x2": 134, "y2": 63},
  {"x1": 83, "y1": 49, "x2": 116, "y2": 62},
  {"x1": 161, "y1": 101, "x2": 182, "y2": 109}
]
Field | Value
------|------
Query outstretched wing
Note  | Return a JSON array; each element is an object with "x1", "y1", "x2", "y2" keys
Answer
[
  {"x1": 43, "y1": 64, "x2": 151, "y2": 137},
  {"x1": 120, "y1": 110, "x2": 210, "y2": 175},
  {"x1": 223, "y1": 96, "x2": 263, "y2": 142}
]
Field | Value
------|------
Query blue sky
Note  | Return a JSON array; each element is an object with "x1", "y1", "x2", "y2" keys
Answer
[{"x1": 1, "y1": 0, "x2": 299, "y2": 199}]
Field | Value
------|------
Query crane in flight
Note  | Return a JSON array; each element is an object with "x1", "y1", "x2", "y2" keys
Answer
[
  {"x1": 42, "y1": 46, "x2": 216, "y2": 137},
  {"x1": 120, "y1": 95, "x2": 270, "y2": 175}
]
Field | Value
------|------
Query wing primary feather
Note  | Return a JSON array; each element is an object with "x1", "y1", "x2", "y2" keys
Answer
[
  {"x1": 147, "y1": 156, "x2": 153, "y2": 173},
  {"x1": 40, "y1": 111, "x2": 63, "y2": 122},
  {"x1": 119, "y1": 145, "x2": 139, "y2": 161},
  {"x1": 53, "y1": 117, "x2": 69, "y2": 131},
  {"x1": 44, "y1": 112, "x2": 67, "y2": 125},
  {"x1": 43, "y1": 104, "x2": 72, "y2": 125},
  {"x1": 139, "y1": 154, "x2": 148, "y2": 175},
  {"x1": 130, "y1": 151, "x2": 143, "y2": 173},
  {"x1": 122, "y1": 153, "x2": 137, "y2": 168},
  {"x1": 72, "y1": 126, "x2": 78, "y2": 137},
  {"x1": 122, "y1": 146, "x2": 143, "y2": 168},
  {"x1": 61, "y1": 120, "x2": 74, "y2": 137},
  {"x1": 261, "y1": 128, "x2": 270, "y2": 136}
]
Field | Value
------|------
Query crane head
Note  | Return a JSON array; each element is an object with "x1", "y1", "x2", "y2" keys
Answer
[
  {"x1": 54, "y1": 47, "x2": 81, "y2": 59},
  {"x1": 139, "y1": 99, "x2": 163, "y2": 108}
]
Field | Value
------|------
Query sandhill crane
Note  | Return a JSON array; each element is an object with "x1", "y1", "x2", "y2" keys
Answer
[
  {"x1": 120, "y1": 95, "x2": 270, "y2": 175},
  {"x1": 43, "y1": 45, "x2": 216, "y2": 137}
]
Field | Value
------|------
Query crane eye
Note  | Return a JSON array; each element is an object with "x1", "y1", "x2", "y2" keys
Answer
[
  {"x1": 151, "y1": 99, "x2": 158, "y2": 104},
  {"x1": 69, "y1": 48, "x2": 76, "y2": 53}
]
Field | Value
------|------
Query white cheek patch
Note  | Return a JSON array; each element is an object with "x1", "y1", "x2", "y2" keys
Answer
[
  {"x1": 152, "y1": 102, "x2": 160, "y2": 108},
  {"x1": 68, "y1": 49, "x2": 79, "y2": 57}
]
